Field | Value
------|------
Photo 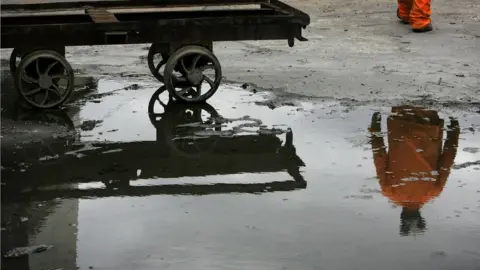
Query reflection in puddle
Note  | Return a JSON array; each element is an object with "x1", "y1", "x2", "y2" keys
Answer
[
  {"x1": 369, "y1": 106, "x2": 460, "y2": 236},
  {"x1": 1, "y1": 84, "x2": 308, "y2": 270},
  {"x1": 2, "y1": 87, "x2": 306, "y2": 201},
  {"x1": 1, "y1": 79, "x2": 479, "y2": 270}
]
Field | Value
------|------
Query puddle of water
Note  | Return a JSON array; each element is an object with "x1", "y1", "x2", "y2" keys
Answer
[{"x1": 1, "y1": 77, "x2": 480, "y2": 270}]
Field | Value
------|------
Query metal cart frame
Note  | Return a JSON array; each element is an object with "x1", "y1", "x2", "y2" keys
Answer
[{"x1": 1, "y1": 0, "x2": 310, "y2": 108}]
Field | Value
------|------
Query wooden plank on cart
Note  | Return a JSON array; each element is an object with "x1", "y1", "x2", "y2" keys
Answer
[{"x1": 85, "y1": 6, "x2": 119, "y2": 23}]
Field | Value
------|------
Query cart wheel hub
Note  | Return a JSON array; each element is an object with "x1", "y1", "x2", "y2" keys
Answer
[
  {"x1": 39, "y1": 75, "x2": 53, "y2": 89},
  {"x1": 186, "y1": 69, "x2": 203, "y2": 86}
]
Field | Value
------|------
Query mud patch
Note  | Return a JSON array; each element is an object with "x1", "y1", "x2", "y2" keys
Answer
[
  {"x1": 463, "y1": 147, "x2": 480, "y2": 154},
  {"x1": 80, "y1": 120, "x2": 103, "y2": 131},
  {"x1": 453, "y1": 160, "x2": 480, "y2": 170},
  {"x1": 3, "y1": 245, "x2": 52, "y2": 258}
]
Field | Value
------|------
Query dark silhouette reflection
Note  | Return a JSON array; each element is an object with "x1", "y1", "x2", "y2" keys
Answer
[
  {"x1": 1, "y1": 86, "x2": 306, "y2": 267},
  {"x1": 368, "y1": 106, "x2": 460, "y2": 236},
  {"x1": 400, "y1": 207, "x2": 426, "y2": 236},
  {"x1": 2, "y1": 86, "x2": 306, "y2": 203},
  {"x1": 1, "y1": 100, "x2": 81, "y2": 270}
]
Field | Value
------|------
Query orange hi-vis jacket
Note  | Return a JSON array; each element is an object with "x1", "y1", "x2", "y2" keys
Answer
[{"x1": 369, "y1": 107, "x2": 459, "y2": 210}]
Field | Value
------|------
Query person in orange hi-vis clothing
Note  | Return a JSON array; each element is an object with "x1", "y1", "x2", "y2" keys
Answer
[
  {"x1": 397, "y1": 0, "x2": 433, "y2": 32},
  {"x1": 368, "y1": 106, "x2": 460, "y2": 236}
]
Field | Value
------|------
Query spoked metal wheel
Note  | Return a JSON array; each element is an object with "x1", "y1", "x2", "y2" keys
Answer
[
  {"x1": 14, "y1": 50, "x2": 74, "y2": 109},
  {"x1": 9, "y1": 48, "x2": 21, "y2": 75},
  {"x1": 10, "y1": 47, "x2": 66, "y2": 75},
  {"x1": 147, "y1": 86, "x2": 170, "y2": 126},
  {"x1": 164, "y1": 45, "x2": 222, "y2": 103},
  {"x1": 147, "y1": 44, "x2": 171, "y2": 82}
]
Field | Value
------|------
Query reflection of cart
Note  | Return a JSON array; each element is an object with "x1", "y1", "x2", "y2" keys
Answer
[
  {"x1": 1, "y1": 0, "x2": 310, "y2": 108},
  {"x1": 2, "y1": 88, "x2": 306, "y2": 202}
]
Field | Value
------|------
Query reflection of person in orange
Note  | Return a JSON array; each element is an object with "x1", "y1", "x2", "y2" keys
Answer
[{"x1": 368, "y1": 106, "x2": 460, "y2": 236}]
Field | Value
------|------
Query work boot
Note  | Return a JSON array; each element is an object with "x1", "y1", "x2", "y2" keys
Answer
[
  {"x1": 397, "y1": 8, "x2": 409, "y2": 24},
  {"x1": 412, "y1": 23, "x2": 433, "y2": 33}
]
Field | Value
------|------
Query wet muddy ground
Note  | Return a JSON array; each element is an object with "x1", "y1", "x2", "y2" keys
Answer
[
  {"x1": 1, "y1": 0, "x2": 480, "y2": 268},
  {"x1": 1, "y1": 69, "x2": 480, "y2": 270}
]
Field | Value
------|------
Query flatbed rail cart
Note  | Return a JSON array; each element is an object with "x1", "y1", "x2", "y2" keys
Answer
[{"x1": 1, "y1": 0, "x2": 310, "y2": 109}]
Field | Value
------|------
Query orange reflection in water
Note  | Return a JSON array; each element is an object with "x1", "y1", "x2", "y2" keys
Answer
[{"x1": 369, "y1": 106, "x2": 460, "y2": 236}]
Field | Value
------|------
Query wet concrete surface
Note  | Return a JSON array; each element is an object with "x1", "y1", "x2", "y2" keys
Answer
[
  {"x1": 2, "y1": 64, "x2": 480, "y2": 270},
  {"x1": 1, "y1": 0, "x2": 480, "y2": 268}
]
